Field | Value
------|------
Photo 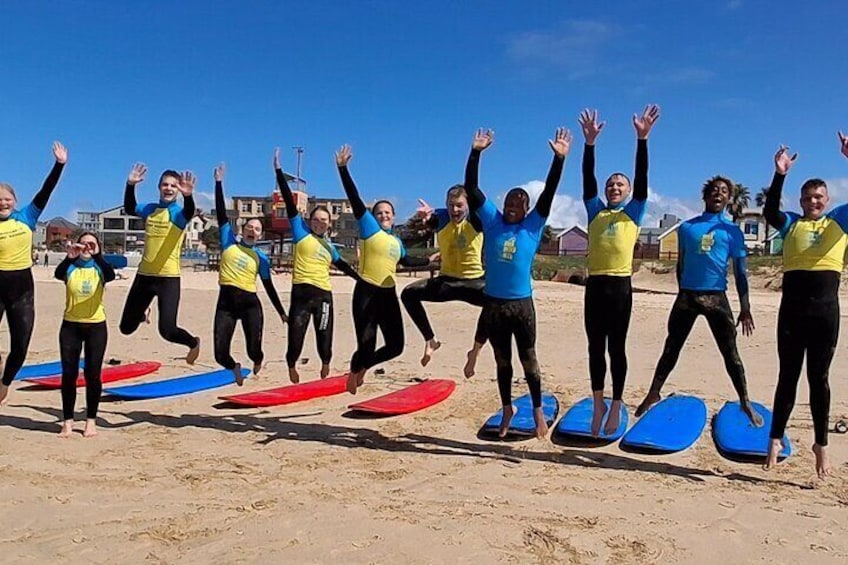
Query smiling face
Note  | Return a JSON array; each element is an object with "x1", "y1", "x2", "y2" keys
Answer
[
  {"x1": 78, "y1": 233, "x2": 99, "y2": 260},
  {"x1": 800, "y1": 181, "x2": 829, "y2": 220},
  {"x1": 0, "y1": 184, "x2": 16, "y2": 220},
  {"x1": 373, "y1": 201, "x2": 395, "y2": 230},
  {"x1": 447, "y1": 194, "x2": 469, "y2": 224},
  {"x1": 503, "y1": 189, "x2": 529, "y2": 224},
  {"x1": 242, "y1": 219, "x2": 263, "y2": 244},
  {"x1": 309, "y1": 208, "x2": 331, "y2": 236},
  {"x1": 605, "y1": 174, "x2": 631, "y2": 207},
  {"x1": 158, "y1": 173, "x2": 181, "y2": 203},
  {"x1": 703, "y1": 178, "x2": 732, "y2": 214}
]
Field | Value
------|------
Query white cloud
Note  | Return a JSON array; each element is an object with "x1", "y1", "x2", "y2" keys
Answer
[
  {"x1": 824, "y1": 177, "x2": 848, "y2": 200},
  {"x1": 506, "y1": 20, "x2": 617, "y2": 79},
  {"x1": 644, "y1": 189, "x2": 699, "y2": 227},
  {"x1": 194, "y1": 190, "x2": 225, "y2": 213}
]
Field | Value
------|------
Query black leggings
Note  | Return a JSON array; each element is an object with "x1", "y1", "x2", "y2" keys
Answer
[
  {"x1": 0, "y1": 269, "x2": 35, "y2": 386},
  {"x1": 483, "y1": 297, "x2": 542, "y2": 408},
  {"x1": 651, "y1": 291, "x2": 750, "y2": 403},
  {"x1": 287, "y1": 283, "x2": 334, "y2": 368},
  {"x1": 119, "y1": 274, "x2": 198, "y2": 348},
  {"x1": 59, "y1": 321, "x2": 107, "y2": 420},
  {"x1": 350, "y1": 281, "x2": 404, "y2": 373},
  {"x1": 770, "y1": 272, "x2": 840, "y2": 447},
  {"x1": 584, "y1": 275, "x2": 632, "y2": 400},
  {"x1": 213, "y1": 286, "x2": 264, "y2": 370},
  {"x1": 400, "y1": 275, "x2": 488, "y2": 344}
]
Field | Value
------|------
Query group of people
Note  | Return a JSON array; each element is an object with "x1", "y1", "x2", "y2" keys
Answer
[{"x1": 0, "y1": 114, "x2": 847, "y2": 479}]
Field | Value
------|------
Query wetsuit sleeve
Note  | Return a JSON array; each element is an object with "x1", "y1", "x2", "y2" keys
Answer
[
  {"x1": 181, "y1": 194, "x2": 196, "y2": 224},
  {"x1": 468, "y1": 209, "x2": 484, "y2": 232},
  {"x1": 675, "y1": 227, "x2": 685, "y2": 286},
  {"x1": 432, "y1": 209, "x2": 450, "y2": 231},
  {"x1": 733, "y1": 256, "x2": 750, "y2": 312},
  {"x1": 464, "y1": 149, "x2": 486, "y2": 212},
  {"x1": 215, "y1": 180, "x2": 229, "y2": 228},
  {"x1": 261, "y1": 277, "x2": 288, "y2": 320},
  {"x1": 333, "y1": 257, "x2": 362, "y2": 281},
  {"x1": 337, "y1": 166, "x2": 366, "y2": 219},
  {"x1": 763, "y1": 172, "x2": 789, "y2": 232},
  {"x1": 124, "y1": 183, "x2": 141, "y2": 217},
  {"x1": 633, "y1": 139, "x2": 648, "y2": 201},
  {"x1": 275, "y1": 167, "x2": 299, "y2": 218},
  {"x1": 534, "y1": 155, "x2": 565, "y2": 218},
  {"x1": 54, "y1": 256, "x2": 73, "y2": 281},
  {"x1": 827, "y1": 203, "x2": 848, "y2": 233},
  {"x1": 31, "y1": 162, "x2": 65, "y2": 212},
  {"x1": 582, "y1": 144, "x2": 598, "y2": 201},
  {"x1": 93, "y1": 254, "x2": 116, "y2": 283}
]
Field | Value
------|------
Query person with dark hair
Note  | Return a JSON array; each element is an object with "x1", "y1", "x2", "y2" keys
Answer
[
  {"x1": 0, "y1": 141, "x2": 67, "y2": 405},
  {"x1": 635, "y1": 176, "x2": 763, "y2": 427},
  {"x1": 119, "y1": 163, "x2": 201, "y2": 364},
  {"x1": 335, "y1": 144, "x2": 430, "y2": 394},
  {"x1": 763, "y1": 139, "x2": 848, "y2": 478},
  {"x1": 273, "y1": 148, "x2": 359, "y2": 383},
  {"x1": 463, "y1": 127, "x2": 571, "y2": 439},
  {"x1": 54, "y1": 231, "x2": 115, "y2": 437},
  {"x1": 580, "y1": 105, "x2": 659, "y2": 436},
  {"x1": 401, "y1": 184, "x2": 489, "y2": 371},
  {"x1": 213, "y1": 164, "x2": 287, "y2": 385}
]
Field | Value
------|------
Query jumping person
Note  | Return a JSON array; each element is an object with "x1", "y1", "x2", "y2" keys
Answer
[
  {"x1": 119, "y1": 164, "x2": 201, "y2": 364},
  {"x1": 580, "y1": 105, "x2": 659, "y2": 437},
  {"x1": 54, "y1": 233, "x2": 115, "y2": 437},
  {"x1": 213, "y1": 164, "x2": 287, "y2": 385},
  {"x1": 0, "y1": 141, "x2": 67, "y2": 405},
  {"x1": 763, "y1": 139, "x2": 848, "y2": 478},
  {"x1": 401, "y1": 186, "x2": 489, "y2": 371},
  {"x1": 635, "y1": 176, "x2": 763, "y2": 427},
  {"x1": 464, "y1": 127, "x2": 571, "y2": 439},
  {"x1": 273, "y1": 148, "x2": 359, "y2": 383},
  {"x1": 335, "y1": 144, "x2": 430, "y2": 394}
]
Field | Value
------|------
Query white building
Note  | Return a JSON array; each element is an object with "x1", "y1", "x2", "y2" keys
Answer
[
  {"x1": 77, "y1": 210, "x2": 100, "y2": 234},
  {"x1": 33, "y1": 221, "x2": 47, "y2": 249},
  {"x1": 184, "y1": 213, "x2": 217, "y2": 252},
  {"x1": 99, "y1": 205, "x2": 146, "y2": 253}
]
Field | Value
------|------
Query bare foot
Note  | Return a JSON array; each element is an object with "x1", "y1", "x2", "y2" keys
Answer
[
  {"x1": 0, "y1": 383, "x2": 8, "y2": 405},
  {"x1": 498, "y1": 404, "x2": 515, "y2": 438},
  {"x1": 463, "y1": 349, "x2": 479, "y2": 378},
  {"x1": 604, "y1": 399, "x2": 622, "y2": 436},
  {"x1": 83, "y1": 419, "x2": 98, "y2": 438},
  {"x1": 253, "y1": 362, "x2": 262, "y2": 375},
  {"x1": 421, "y1": 338, "x2": 441, "y2": 367},
  {"x1": 356, "y1": 370, "x2": 365, "y2": 387},
  {"x1": 763, "y1": 438, "x2": 784, "y2": 471},
  {"x1": 346, "y1": 372, "x2": 359, "y2": 395},
  {"x1": 232, "y1": 363, "x2": 244, "y2": 386},
  {"x1": 186, "y1": 339, "x2": 201, "y2": 365},
  {"x1": 635, "y1": 390, "x2": 661, "y2": 417},
  {"x1": 533, "y1": 407, "x2": 549, "y2": 440},
  {"x1": 58, "y1": 420, "x2": 74, "y2": 438},
  {"x1": 813, "y1": 444, "x2": 831, "y2": 479},
  {"x1": 591, "y1": 396, "x2": 608, "y2": 437},
  {"x1": 741, "y1": 401, "x2": 764, "y2": 427},
  {"x1": 288, "y1": 367, "x2": 300, "y2": 384},
  {"x1": 144, "y1": 307, "x2": 152, "y2": 324},
  {"x1": 320, "y1": 364, "x2": 330, "y2": 379}
]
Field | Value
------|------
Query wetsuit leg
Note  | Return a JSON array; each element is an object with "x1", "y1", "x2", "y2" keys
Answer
[
  {"x1": 241, "y1": 292, "x2": 265, "y2": 367},
  {"x1": 769, "y1": 298, "x2": 806, "y2": 442},
  {"x1": 0, "y1": 270, "x2": 35, "y2": 385},
  {"x1": 650, "y1": 291, "x2": 699, "y2": 390},
  {"x1": 512, "y1": 298, "x2": 542, "y2": 408},
  {"x1": 702, "y1": 292, "x2": 750, "y2": 405},
  {"x1": 584, "y1": 276, "x2": 608, "y2": 394},
  {"x1": 400, "y1": 277, "x2": 442, "y2": 341},
  {"x1": 805, "y1": 302, "x2": 839, "y2": 446},
  {"x1": 371, "y1": 287, "x2": 404, "y2": 367},
  {"x1": 213, "y1": 289, "x2": 239, "y2": 370},
  {"x1": 350, "y1": 281, "x2": 379, "y2": 373},
  {"x1": 155, "y1": 277, "x2": 198, "y2": 348},
  {"x1": 312, "y1": 291, "x2": 334, "y2": 365},
  {"x1": 81, "y1": 322, "x2": 107, "y2": 420},
  {"x1": 484, "y1": 299, "x2": 516, "y2": 406},
  {"x1": 119, "y1": 274, "x2": 157, "y2": 336},
  {"x1": 607, "y1": 277, "x2": 633, "y2": 401},
  {"x1": 286, "y1": 284, "x2": 311, "y2": 368},
  {"x1": 59, "y1": 321, "x2": 84, "y2": 420}
]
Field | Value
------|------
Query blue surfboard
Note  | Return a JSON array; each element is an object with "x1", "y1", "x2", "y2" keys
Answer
[
  {"x1": 482, "y1": 392, "x2": 559, "y2": 436},
  {"x1": 104, "y1": 368, "x2": 249, "y2": 399},
  {"x1": 713, "y1": 401, "x2": 791, "y2": 459},
  {"x1": 15, "y1": 360, "x2": 85, "y2": 380},
  {"x1": 555, "y1": 397, "x2": 629, "y2": 441},
  {"x1": 621, "y1": 395, "x2": 707, "y2": 453}
]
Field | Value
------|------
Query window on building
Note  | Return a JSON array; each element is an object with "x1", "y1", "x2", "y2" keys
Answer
[
  {"x1": 744, "y1": 222, "x2": 759, "y2": 236},
  {"x1": 103, "y1": 218, "x2": 124, "y2": 230},
  {"x1": 276, "y1": 208, "x2": 287, "y2": 218},
  {"x1": 129, "y1": 219, "x2": 145, "y2": 231},
  {"x1": 332, "y1": 204, "x2": 342, "y2": 216},
  {"x1": 240, "y1": 202, "x2": 251, "y2": 213}
]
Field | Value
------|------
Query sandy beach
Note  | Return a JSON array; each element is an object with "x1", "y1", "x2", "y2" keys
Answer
[{"x1": 1, "y1": 266, "x2": 846, "y2": 564}]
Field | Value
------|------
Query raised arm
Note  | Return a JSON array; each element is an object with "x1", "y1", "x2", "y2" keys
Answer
[
  {"x1": 32, "y1": 142, "x2": 67, "y2": 210},
  {"x1": 632, "y1": 104, "x2": 660, "y2": 202},
  {"x1": 178, "y1": 170, "x2": 196, "y2": 221},
  {"x1": 124, "y1": 163, "x2": 147, "y2": 217},
  {"x1": 764, "y1": 145, "x2": 798, "y2": 230},
  {"x1": 535, "y1": 128, "x2": 572, "y2": 218},
  {"x1": 578, "y1": 109, "x2": 604, "y2": 201},
  {"x1": 335, "y1": 145, "x2": 366, "y2": 218},
  {"x1": 463, "y1": 129, "x2": 495, "y2": 211},
  {"x1": 274, "y1": 147, "x2": 300, "y2": 219},
  {"x1": 214, "y1": 164, "x2": 229, "y2": 227}
]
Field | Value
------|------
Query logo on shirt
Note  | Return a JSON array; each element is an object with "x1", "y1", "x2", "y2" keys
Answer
[
  {"x1": 81, "y1": 280, "x2": 93, "y2": 296},
  {"x1": 604, "y1": 221, "x2": 618, "y2": 237},
  {"x1": 809, "y1": 229, "x2": 823, "y2": 247},
  {"x1": 699, "y1": 233, "x2": 715, "y2": 253},
  {"x1": 236, "y1": 256, "x2": 250, "y2": 271},
  {"x1": 500, "y1": 237, "x2": 517, "y2": 261},
  {"x1": 456, "y1": 232, "x2": 468, "y2": 249}
]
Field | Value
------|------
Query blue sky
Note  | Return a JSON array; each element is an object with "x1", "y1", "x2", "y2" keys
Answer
[{"x1": 2, "y1": 1, "x2": 847, "y2": 229}]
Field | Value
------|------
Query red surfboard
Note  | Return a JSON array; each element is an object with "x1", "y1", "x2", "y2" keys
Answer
[
  {"x1": 23, "y1": 361, "x2": 162, "y2": 388},
  {"x1": 219, "y1": 375, "x2": 348, "y2": 407},
  {"x1": 348, "y1": 379, "x2": 456, "y2": 415}
]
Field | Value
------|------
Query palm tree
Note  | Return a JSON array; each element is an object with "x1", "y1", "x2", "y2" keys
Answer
[
  {"x1": 755, "y1": 187, "x2": 769, "y2": 208},
  {"x1": 727, "y1": 183, "x2": 751, "y2": 221}
]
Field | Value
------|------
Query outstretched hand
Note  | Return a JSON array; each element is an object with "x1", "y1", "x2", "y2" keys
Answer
[
  {"x1": 839, "y1": 131, "x2": 848, "y2": 159},
  {"x1": 335, "y1": 145, "x2": 353, "y2": 167},
  {"x1": 273, "y1": 147, "x2": 281, "y2": 170},
  {"x1": 416, "y1": 198, "x2": 434, "y2": 220},
  {"x1": 548, "y1": 127, "x2": 573, "y2": 158},
  {"x1": 127, "y1": 163, "x2": 147, "y2": 185},
  {"x1": 52, "y1": 141, "x2": 68, "y2": 164},
  {"x1": 471, "y1": 128, "x2": 494, "y2": 152},
  {"x1": 774, "y1": 145, "x2": 798, "y2": 175},
  {"x1": 633, "y1": 104, "x2": 661, "y2": 139},
  {"x1": 578, "y1": 109, "x2": 605, "y2": 145},
  {"x1": 214, "y1": 163, "x2": 226, "y2": 182},
  {"x1": 737, "y1": 310, "x2": 755, "y2": 337},
  {"x1": 179, "y1": 171, "x2": 196, "y2": 196}
]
